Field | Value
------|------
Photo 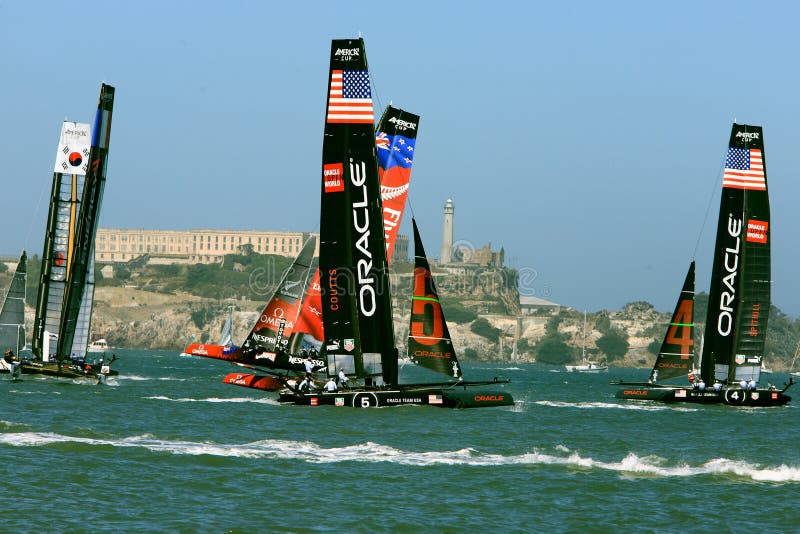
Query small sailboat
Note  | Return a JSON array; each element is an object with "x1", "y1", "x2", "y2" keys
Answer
[
  {"x1": 565, "y1": 311, "x2": 607, "y2": 372},
  {"x1": 613, "y1": 123, "x2": 792, "y2": 405},
  {"x1": 22, "y1": 84, "x2": 117, "y2": 380},
  {"x1": 277, "y1": 38, "x2": 512, "y2": 408},
  {"x1": 0, "y1": 251, "x2": 26, "y2": 377}
]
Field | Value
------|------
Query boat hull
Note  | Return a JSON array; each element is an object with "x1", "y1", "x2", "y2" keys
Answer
[
  {"x1": 222, "y1": 372, "x2": 284, "y2": 392},
  {"x1": 615, "y1": 385, "x2": 791, "y2": 406},
  {"x1": 18, "y1": 361, "x2": 118, "y2": 379},
  {"x1": 278, "y1": 386, "x2": 514, "y2": 408}
]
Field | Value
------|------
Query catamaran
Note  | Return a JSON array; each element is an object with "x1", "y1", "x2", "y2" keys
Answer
[
  {"x1": 184, "y1": 236, "x2": 319, "y2": 390},
  {"x1": 277, "y1": 38, "x2": 512, "y2": 408},
  {"x1": 613, "y1": 124, "x2": 792, "y2": 406},
  {"x1": 186, "y1": 104, "x2": 421, "y2": 391},
  {"x1": 22, "y1": 84, "x2": 117, "y2": 380}
]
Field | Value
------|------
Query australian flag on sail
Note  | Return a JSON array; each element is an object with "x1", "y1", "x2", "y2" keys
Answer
[
  {"x1": 722, "y1": 147, "x2": 765, "y2": 190},
  {"x1": 326, "y1": 70, "x2": 374, "y2": 124}
]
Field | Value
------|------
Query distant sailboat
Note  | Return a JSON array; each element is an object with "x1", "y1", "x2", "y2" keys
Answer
[
  {"x1": 613, "y1": 124, "x2": 792, "y2": 405},
  {"x1": 217, "y1": 305, "x2": 235, "y2": 347},
  {"x1": 0, "y1": 251, "x2": 26, "y2": 377},
  {"x1": 565, "y1": 311, "x2": 608, "y2": 372}
]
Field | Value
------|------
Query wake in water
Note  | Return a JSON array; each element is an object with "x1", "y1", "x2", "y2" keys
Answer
[
  {"x1": 1, "y1": 432, "x2": 797, "y2": 483},
  {"x1": 534, "y1": 400, "x2": 699, "y2": 412},
  {"x1": 144, "y1": 395, "x2": 280, "y2": 405}
]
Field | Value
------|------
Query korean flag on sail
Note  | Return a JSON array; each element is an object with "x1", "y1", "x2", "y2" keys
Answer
[{"x1": 54, "y1": 122, "x2": 91, "y2": 175}]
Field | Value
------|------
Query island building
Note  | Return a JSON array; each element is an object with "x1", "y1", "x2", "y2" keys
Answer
[{"x1": 94, "y1": 228, "x2": 408, "y2": 265}]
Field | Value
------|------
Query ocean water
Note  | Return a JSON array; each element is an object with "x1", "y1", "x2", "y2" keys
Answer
[{"x1": 2, "y1": 350, "x2": 797, "y2": 533}]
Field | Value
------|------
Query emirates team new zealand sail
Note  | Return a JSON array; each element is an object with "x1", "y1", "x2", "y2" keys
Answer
[
  {"x1": 614, "y1": 123, "x2": 792, "y2": 405},
  {"x1": 278, "y1": 38, "x2": 512, "y2": 408}
]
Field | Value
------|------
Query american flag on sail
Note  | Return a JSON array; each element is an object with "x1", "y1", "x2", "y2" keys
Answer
[
  {"x1": 326, "y1": 70, "x2": 374, "y2": 124},
  {"x1": 722, "y1": 147, "x2": 765, "y2": 190}
]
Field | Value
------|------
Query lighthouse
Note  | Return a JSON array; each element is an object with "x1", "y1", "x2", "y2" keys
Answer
[{"x1": 440, "y1": 198, "x2": 454, "y2": 264}]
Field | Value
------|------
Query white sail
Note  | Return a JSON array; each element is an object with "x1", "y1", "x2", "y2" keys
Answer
[
  {"x1": 69, "y1": 251, "x2": 96, "y2": 358},
  {"x1": 0, "y1": 252, "x2": 27, "y2": 355},
  {"x1": 218, "y1": 305, "x2": 234, "y2": 346}
]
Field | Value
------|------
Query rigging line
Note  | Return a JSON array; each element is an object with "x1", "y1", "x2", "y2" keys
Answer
[
  {"x1": 24, "y1": 164, "x2": 51, "y2": 252},
  {"x1": 692, "y1": 159, "x2": 725, "y2": 261}
]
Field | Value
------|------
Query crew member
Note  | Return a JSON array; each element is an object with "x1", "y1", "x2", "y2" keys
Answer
[
  {"x1": 338, "y1": 368, "x2": 349, "y2": 389},
  {"x1": 324, "y1": 377, "x2": 338, "y2": 392},
  {"x1": 713, "y1": 381, "x2": 722, "y2": 392},
  {"x1": 687, "y1": 371, "x2": 696, "y2": 385},
  {"x1": 747, "y1": 378, "x2": 757, "y2": 390},
  {"x1": 697, "y1": 379, "x2": 705, "y2": 391},
  {"x1": 304, "y1": 356, "x2": 314, "y2": 379},
  {"x1": 739, "y1": 378, "x2": 748, "y2": 389}
]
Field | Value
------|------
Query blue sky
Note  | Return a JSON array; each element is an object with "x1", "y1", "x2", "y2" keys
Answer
[{"x1": 2, "y1": 1, "x2": 800, "y2": 315}]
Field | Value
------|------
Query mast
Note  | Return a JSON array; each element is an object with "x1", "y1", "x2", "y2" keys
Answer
[
  {"x1": 57, "y1": 84, "x2": 115, "y2": 361},
  {"x1": 701, "y1": 124, "x2": 769, "y2": 384},
  {"x1": 582, "y1": 311, "x2": 587, "y2": 364},
  {"x1": 319, "y1": 38, "x2": 397, "y2": 384},
  {"x1": 0, "y1": 251, "x2": 27, "y2": 355},
  {"x1": 408, "y1": 219, "x2": 462, "y2": 380},
  {"x1": 649, "y1": 262, "x2": 695, "y2": 383},
  {"x1": 32, "y1": 122, "x2": 91, "y2": 359}
]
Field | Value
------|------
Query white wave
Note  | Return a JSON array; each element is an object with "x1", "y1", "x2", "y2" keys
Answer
[
  {"x1": 143, "y1": 395, "x2": 279, "y2": 405},
  {"x1": 1, "y1": 432, "x2": 796, "y2": 482},
  {"x1": 117, "y1": 374, "x2": 151, "y2": 381},
  {"x1": 157, "y1": 377, "x2": 192, "y2": 382},
  {"x1": 534, "y1": 400, "x2": 699, "y2": 412}
]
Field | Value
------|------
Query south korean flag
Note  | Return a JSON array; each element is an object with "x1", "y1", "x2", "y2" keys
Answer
[{"x1": 54, "y1": 122, "x2": 91, "y2": 175}]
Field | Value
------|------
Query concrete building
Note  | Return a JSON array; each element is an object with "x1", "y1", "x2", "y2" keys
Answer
[
  {"x1": 95, "y1": 229, "x2": 318, "y2": 264},
  {"x1": 94, "y1": 228, "x2": 409, "y2": 265}
]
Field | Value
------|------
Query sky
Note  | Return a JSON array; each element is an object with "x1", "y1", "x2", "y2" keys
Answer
[{"x1": 2, "y1": 0, "x2": 800, "y2": 316}]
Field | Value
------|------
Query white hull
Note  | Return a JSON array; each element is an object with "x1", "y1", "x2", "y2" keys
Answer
[{"x1": 565, "y1": 363, "x2": 608, "y2": 373}]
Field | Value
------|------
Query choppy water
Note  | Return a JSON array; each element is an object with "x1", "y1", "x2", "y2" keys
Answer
[{"x1": 2, "y1": 350, "x2": 797, "y2": 532}]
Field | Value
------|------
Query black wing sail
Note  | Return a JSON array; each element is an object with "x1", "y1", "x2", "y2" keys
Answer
[
  {"x1": 56, "y1": 84, "x2": 114, "y2": 361},
  {"x1": 408, "y1": 219, "x2": 462, "y2": 380},
  {"x1": 701, "y1": 123, "x2": 769, "y2": 384},
  {"x1": 649, "y1": 262, "x2": 694, "y2": 383},
  {"x1": 319, "y1": 39, "x2": 397, "y2": 384}
]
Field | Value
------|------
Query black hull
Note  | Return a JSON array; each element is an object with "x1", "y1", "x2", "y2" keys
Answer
[
  {"x1": 615, "y1": 384, "x2": 791, "y2": 406},
  {"x1": 279, "y1": 384, "x2": 513, "y2": 408},
  {"x1": 19, "y1": 361, "x2": 117, "y2": 380}
]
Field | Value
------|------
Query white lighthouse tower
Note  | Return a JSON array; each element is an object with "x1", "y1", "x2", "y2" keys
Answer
[{"x1": 440, "y1": 198, "x2": 454, "y2": 264}]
